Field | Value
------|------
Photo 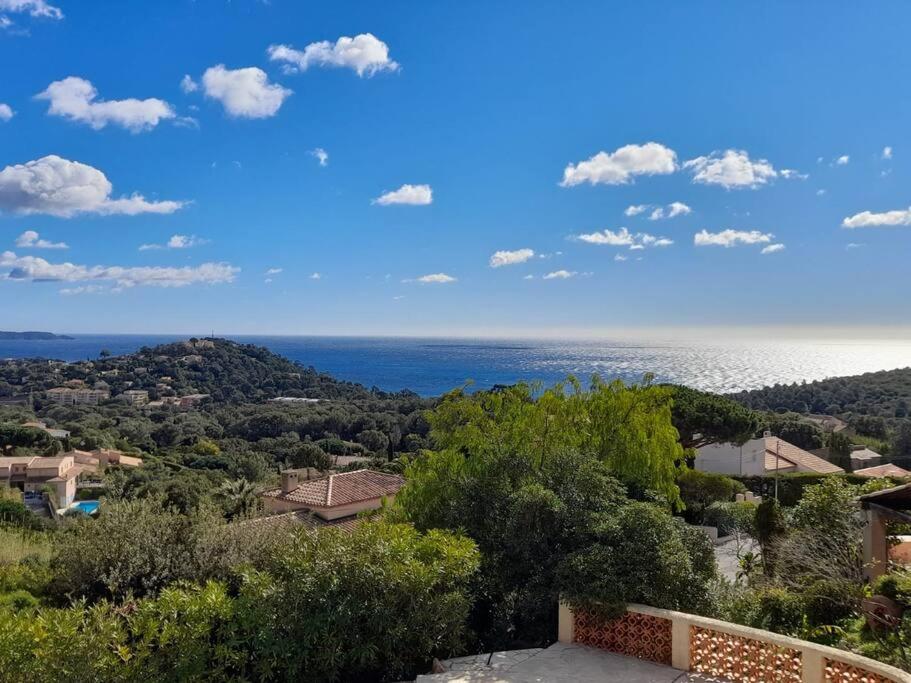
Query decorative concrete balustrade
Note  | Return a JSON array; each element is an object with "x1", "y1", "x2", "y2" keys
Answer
[{"x1": 558, "y1": 602, "x2": 911, "y2": 683}]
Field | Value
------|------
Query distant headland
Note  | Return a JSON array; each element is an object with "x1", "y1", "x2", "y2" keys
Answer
[{"x1": 0, "y1": 331, "x2": 74, "y2": 340}]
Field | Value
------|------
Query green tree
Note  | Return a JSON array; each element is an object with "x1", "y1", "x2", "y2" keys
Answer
[
  {"x1": 214, "y1": 478, "x2": 258, "y2": 520},
  {"x1": 755, "y1": 498, "x2": 787, "y2": 575},
  {"x1": 666, "y1": 384, "x2": 759, "y2": 451},
  {"x1": 827, "y1": 431, "x2": 853, "y2": 470}
]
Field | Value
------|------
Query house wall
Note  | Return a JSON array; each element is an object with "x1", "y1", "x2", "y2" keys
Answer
[{"x1": 695, "y1": 438, "x2": 765, "y2": 476}]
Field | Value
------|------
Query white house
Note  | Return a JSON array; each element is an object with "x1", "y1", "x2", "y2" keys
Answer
[{"x1": 695, "y1": 432, "x2": 844, "y2": 476}]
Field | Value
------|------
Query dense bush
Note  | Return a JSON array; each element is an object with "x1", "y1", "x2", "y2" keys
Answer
[
  {"x1": 730, "y1": 587, "x2": 806, "y2": 635},
  {"x1": 677, "y1": 468, "x2": 744, "y2": 524},
  {"x1": 0, "y1": 522, "x2": 478, "y2": 683}
]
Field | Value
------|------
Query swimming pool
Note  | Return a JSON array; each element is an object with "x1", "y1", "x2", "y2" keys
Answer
[{"x1": 71, "y1": 500, "x2": 100, "y2": 515}]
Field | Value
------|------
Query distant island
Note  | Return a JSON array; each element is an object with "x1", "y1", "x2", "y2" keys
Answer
[{"x1": 0, "y1": 331, "x2": 74, "y2": 340}]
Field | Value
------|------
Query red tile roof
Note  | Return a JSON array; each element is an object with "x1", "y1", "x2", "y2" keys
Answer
[
  {"x1": 262, "y1": 469, "x2": 403, "y2": 508},
  {"x1": 763, "y1": 437, "x2": 844, "y2": 475},
  {"x1": 854, "y1": 463, "x2": 911, "y2": 479}
]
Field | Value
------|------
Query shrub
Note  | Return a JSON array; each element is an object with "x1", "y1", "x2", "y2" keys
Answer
[
  {"x1": 731, "y1": 587, "x2": 805, "y2": 635},
  {"x1": 802, "y1": 579, "x2": 857, "y2": 627},
  {"x1": 703, "y1": 500, "x2": 757, "y2": 537},
  {"x1": 677, "y1": 469, "x2": 744, "y2": 524}
]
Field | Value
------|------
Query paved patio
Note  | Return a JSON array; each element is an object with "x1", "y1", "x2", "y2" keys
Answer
[{"x1": 415, "y1": 642, "x2": 724, "y2": 682}]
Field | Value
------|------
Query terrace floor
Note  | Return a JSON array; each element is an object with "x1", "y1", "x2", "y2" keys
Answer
[{"x1": 415, "y1": 642, "x2": 723, "y2": 682}]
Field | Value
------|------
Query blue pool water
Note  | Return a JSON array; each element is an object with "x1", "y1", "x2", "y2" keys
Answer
[{"x1": 72, "y1": 500, "x2": 100, "y2": 515}]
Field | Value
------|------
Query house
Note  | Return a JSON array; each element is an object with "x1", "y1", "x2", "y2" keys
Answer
[
  {"x1": 92, "y1": 448, "x2": 143, "y2": 468},
  {"x1": 260, "y1": 469, "x2": 404, "y2": 526},
  {"x1": 858, "y1": 483, "x2": 911, "y2": 579},
  {"x1": 46, "y1": 387, "x2": 110, "y2": 405},
  {"x1": 850, "y1": 445, "x2": 883, "y2": 471},
  {"x1": 695, "y1": 432, "x2": 844, "y2": 476},
  {"x1": 21, "y1": 421, "x2": 70, "y2": 440},
  {"x1": 120, "y1": 389, "x2": 149, "y2": 406},
  {"x1": 0, "y1": 455, "x2": 79, "y2": 507},
  {"x1": 179, "y1": 393, "x2": 210, "y2": 409},
  {"x1": 804, "y1": 414, "x2": 848, "y2": 432},
  {"x1": 854, "y1": 463, "x2": 911, "y2": 479}
]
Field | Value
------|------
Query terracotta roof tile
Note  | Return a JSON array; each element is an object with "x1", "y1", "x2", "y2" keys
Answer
[
  {"x1": 262, "y1": 469, "x2": 403, "y2": 508},
  {"x1": 854, "y1": 463, "x2": 911, "y2": 478},
  {"x1": 763, "y1": 437, "x2": 844, "y2": 475}
]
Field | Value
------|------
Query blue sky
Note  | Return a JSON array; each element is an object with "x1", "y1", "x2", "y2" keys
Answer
[{"x1": 1, "y1": 1, "x2": 910, "y2": 337}]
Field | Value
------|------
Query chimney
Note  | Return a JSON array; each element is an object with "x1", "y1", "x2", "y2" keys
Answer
[{"x1": 281, "y1": 470, "x2": 300, "y2": 494}]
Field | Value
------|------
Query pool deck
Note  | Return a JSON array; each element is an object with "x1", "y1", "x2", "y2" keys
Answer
[{"x1": 415, "y1": 642, "x2": 724, "y2": 682}]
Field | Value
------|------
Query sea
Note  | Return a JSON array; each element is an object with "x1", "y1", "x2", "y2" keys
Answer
[{"x1": 2, "y1": 334, "x2": 911, "y2": 397}]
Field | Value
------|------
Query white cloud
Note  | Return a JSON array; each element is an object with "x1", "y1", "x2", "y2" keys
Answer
[
  {"x1": 842, "y1": 207, "x2": 911, "y2": 229},
  {"x1": 0, "y1": 0, "x2": 61, "y2": 19},
  {"x1": 180, "y1": 75, "x2": 198, "y2": 94},
  {"x1": 560, "y1": 142, "x2": 677, "y2": 187},
  {"x1": 883, "y1": 146, "x2": 893, "y2": 160},
  {"x1": 404, "y1": 272, "x2": 456, "y2": 284},
  {"x1": 202, "y1": 65, "x2": 292, "y2": 119},
  {"x1": 0, "y1": 251, "x2": 238, "y2": 288},
  {"x1": 374, "y1": 183, "x2": 432, "y2": 206},
  {"x1": 543, "y1": 270, "x2": 576, "y2": 280},
  {"x1": 666, "y1": 201, "x2": 692, "y2": 218},
  {"x1": 15, "y1": 230, "x2": 67, "y2": 249},
  {"x1": 267, "y1": 34, "x2": 399, "y2": 77},
  {"x1": 693, "y1": 229, "x2": 774, "y2": 247},
  {"x1": 684, "y1": 150, "x2": 781, "y2": 189},
  {"x1": 523, "y1": 274, "x2": 534, "y2": 280},
  {"x1": 614, "y1": 254, "x2": 627, "y2": 262},
  {"x1": 624, "y1": 204, "x2": 649, "y2": 216},
  {"x1": 311, "y1": 148, "x2": 328, "y2": 167},
  {"x1": 489, "y1": 248, "x2": 534, "y2": 268},
  {"x1": 835, "y1": 155, "x2": 850, "y2": 166},
  {"x1": 779, "y1": 169, "x2": 808, "y2": 180},
  {"x1": 265, "y1": 267, "x2": 283, "y2": 275},
  {"x1": 846, "y1": 243, "x2": 864, "y2": 250},
  {"x1": 309, "y1": 272, "x2": 321, "y2": 280},
  {"x1": 37, "y1": 77, "x2": 175, "y2": 132},
  {"x1": 575, "y1": 227, "x2": 672, "y2": 250},
  {"x1": 0, "y1": 155, "x2": 185, "y2": 217},
  {"x1": 761, "y1": 243, "x2": 786, "y2": 254},
  {"x1": 139, "y1": 234, "x2": 207, "y2": 251},
  {"x1": 816, "y1": 189, "x2": 826, "y2": 196},
  {"x1": 59, "y1": 285, "x2": 103, "y2": 296},
  {"x1": 0, "y1": 104, "x2": 13, "y2": 121}
]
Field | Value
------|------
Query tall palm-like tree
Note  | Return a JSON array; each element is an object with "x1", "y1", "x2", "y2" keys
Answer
[{"x1": 215, "y1": 478, "x2": 258, "y2": 520}]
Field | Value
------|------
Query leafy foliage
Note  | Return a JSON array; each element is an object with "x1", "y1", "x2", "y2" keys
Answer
[{"x1": 666, "y1": 384, "x2": 759, "y2": 450}]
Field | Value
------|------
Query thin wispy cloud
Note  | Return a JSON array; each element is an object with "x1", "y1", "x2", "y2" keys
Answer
[
  {"x1": 0, "y1": 251, "x2": 238, "y2": 288},
  {"x1": 543, "y1": 269, "x2": 576, "y2": 280},
  {"x1": 311, "y1": 148, "x2": 329, "y2": 167},
  {"x1": 760, "y1": 243, "x2": 786, "y2": 254},
  {"x1": 268, "y1": 33, "x2": 399, "y2": 77},
  {"x1": 694, "y1": 229, "x2": 774, "y2": 247},
  {"x1": 0, "y1": 155, "x2": 185, "y2": 217},
  {"x1": 139, "y1": 234, "x2": 208, "y2": 251},
  {"x1": 403, "y1": 272, "x2": 456, "y2": 284}
]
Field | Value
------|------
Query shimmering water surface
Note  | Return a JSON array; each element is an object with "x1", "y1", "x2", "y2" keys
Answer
[{"x1": 1, "y1": 334, "x2": 909, "y2": 397}]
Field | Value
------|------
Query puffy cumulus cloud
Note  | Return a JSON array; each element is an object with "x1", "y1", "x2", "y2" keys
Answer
[
  {"x1": 842, "y1": 207, "x2": 911, "y2": 229},
  {"x1": 560, "y1": 142, "x2": 677, "y2": 187},
  {"x1": 489, "y1": 248, "x2": 535, "y2": 268},
  {"x1": 202, "y1": 65, "x2": 292, "y2": 119},
  {"x1": 0, "y1": 0, "x2": 61, "y2": 18},
  {"x1": 139, "y1": 234, "x2": 208, "y2": 251},
  {"x1": 0, "y1": 104, "x2": 13, "y2": 121},
  {"x1": 834, "y1": 155, "x2": 850, "y2": 166},
  {"x1": 36, "y1": 77, "x2": 175, "y2": 132},
  {"x1": 693, "y1": 229, "x2": 774, "y2": 247},
  {"x1": 684, "y1": 150, "x2": 780, "y2": 189},
  {"x1": 0, "y1": 155, "x2": 185, "y2": 217},
  {"x1": 180, "y1": 75, "x2": 198, "y2": 93},
  {"x1": 309, "y1": 272, "x2": 321, "y2": 280},
  {"x1": 0, "y1": 251, "x2": 238, "y2": 288},
  {"x1": 543, "y1": 270, "x2": 577, "y2": 280},
  {"x1": 373, "y1": 183, "x2": 432, "y2": 206},
  {"x1": 403, "y1": 272, "x2": 456, "y2": 284},
  {"x1": 311, "y1": 148, "x2": 328, "y2": 167},
  {"x1": 761, "y1": 243, "x2": 786, "y2": 254},
  {"x1": 268, "y1": 33, "x2": 399, "y2": 77},
  {"x1": 575, "y1": 227, "x2": 672, "y2": 249},
  {"x1": 883, "y1": 146, "x2": 893, "y2": 160},
  {"x1": 624, "y1": 204, "x2": 649, "y2": 217},
  {"x1": 15, "y1": 230, "x2": 67, "y2": 249}
]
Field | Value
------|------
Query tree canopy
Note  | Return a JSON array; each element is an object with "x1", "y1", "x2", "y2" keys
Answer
[{"x1": 665, "y1": 384, "x2": 759, "y2": 450}]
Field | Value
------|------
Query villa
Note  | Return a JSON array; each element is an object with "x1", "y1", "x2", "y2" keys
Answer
[
  {"x1": 119, "y1": 389, "x2": 149, "y2": 405},
  {"x1": 22, "y1": 420, "x2": 70, "y2": 440},
  {"x1": 696, "y1": 432, "x2": 844, "y2": 477},
  {"x1": 46, "y1": 387, "x2": 110, "y2": 406},
  {"x1": 0, "y1": 454, "x2": 79, "y2": 507},
  {"x1": 260, "y1": 468, "x2": 404, "y2": 528}
]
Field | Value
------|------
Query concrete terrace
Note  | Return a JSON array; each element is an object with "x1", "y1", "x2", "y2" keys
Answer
[{"x1": 416, "y1": 643, "x2": 719, "y2": 682}]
